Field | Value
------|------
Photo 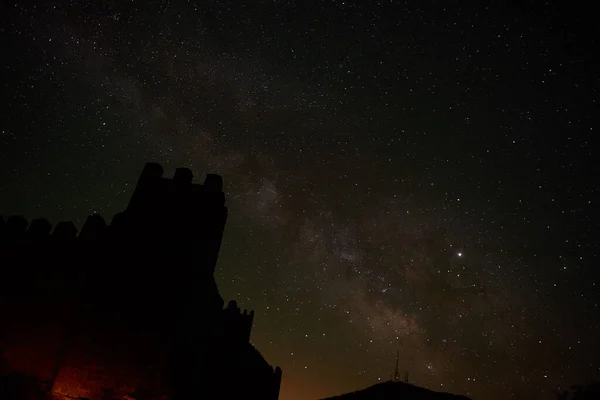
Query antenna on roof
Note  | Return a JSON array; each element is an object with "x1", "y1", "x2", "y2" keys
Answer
[{"x1": 394, "y1": 350, "x2": 400, "y2": 381}]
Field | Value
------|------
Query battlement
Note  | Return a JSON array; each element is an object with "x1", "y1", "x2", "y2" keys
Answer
[
  {"x1": 123, "y1": 163, "x2": 227, "y2": 244},
  {"x1": 222, "y1": 300, "x2": 255, "y2": 344},
  {"x1": 0, "y1": 215, "x2": 82, "y2": 242},
  {"x1": 0, "y1": 162, "x2": 231, "y2": 335},
  {"x1": 0, "y1": 163, "x2": 281, "y2": 400},
  {"x1": 1, "y1": 163, "x2": 227, "y2": 245}
]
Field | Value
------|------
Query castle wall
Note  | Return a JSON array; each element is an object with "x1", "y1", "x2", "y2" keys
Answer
[{"x1": 0, "y1": 163, "x2": 281, "y2": 400}]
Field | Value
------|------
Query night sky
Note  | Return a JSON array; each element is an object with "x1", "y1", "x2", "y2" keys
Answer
[{"x1": 1, "y1": 1, "x2": 599, "y2": 399}]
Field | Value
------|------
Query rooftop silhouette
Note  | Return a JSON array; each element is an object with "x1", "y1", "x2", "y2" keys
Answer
[
  {"x1": 0, "y1": 162, "x2": 281, "y2": 400},
  {"x1": 321, "y1": 381, "x2": 472, "y2": 400}
]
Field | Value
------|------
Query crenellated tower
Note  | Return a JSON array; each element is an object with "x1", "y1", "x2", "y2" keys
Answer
[{"x1": 0, "y1": 162, "x2": 281, "y2": 400}]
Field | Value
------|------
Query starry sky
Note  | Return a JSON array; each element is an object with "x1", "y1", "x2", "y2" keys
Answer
[{"x1": 1, "y1": 1, "x2": 599, "y2": 399}]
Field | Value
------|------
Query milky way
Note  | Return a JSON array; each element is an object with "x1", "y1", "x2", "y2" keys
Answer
[{"x1": 1, "y1": 2, "x2": 599, "y2": 399}]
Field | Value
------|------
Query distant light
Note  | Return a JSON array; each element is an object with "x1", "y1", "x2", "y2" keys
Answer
[{"x1": 457, "y1": 252, "x2": 463, "y2": 257}]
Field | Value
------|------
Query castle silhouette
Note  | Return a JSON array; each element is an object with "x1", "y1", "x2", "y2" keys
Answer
[{"x1": 0, "y1": 163, "x2": 282, "y2": 400}]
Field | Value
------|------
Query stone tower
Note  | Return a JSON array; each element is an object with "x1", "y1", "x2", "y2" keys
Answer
[{"x1": 0, "y1": 163, "x2": 282, "y2": 400}]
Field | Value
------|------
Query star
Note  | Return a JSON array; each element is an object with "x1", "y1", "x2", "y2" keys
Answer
[{"x1": 1, "y1": 2, "x2": 597, "y2": 400}]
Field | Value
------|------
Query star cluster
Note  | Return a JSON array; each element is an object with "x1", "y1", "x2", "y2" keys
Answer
[{"x1": 1, "y1": 1, "x2": 599, "y2": 399}]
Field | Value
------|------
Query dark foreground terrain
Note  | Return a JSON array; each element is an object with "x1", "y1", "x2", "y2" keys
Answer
[{"x1": 322, "y1": 381, "x2": 471, "y2": 400}]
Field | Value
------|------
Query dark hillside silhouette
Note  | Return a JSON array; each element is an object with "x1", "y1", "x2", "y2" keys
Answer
[
  {"x1": 0, "y1": 163, "x2": 281, "y2": 400},
  {"x1": 321, "y1": 381, "x2": 471, "y2": 400}
]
